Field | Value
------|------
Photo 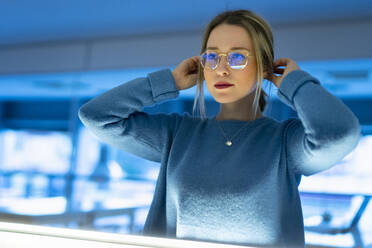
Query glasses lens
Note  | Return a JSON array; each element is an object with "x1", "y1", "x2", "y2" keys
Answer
[
  {"x1": 228, "y1": 52, "x2": 247, "y2": 69},
  {"x1": 202, "y1": 52, "x2": 218, "y2": 70}
]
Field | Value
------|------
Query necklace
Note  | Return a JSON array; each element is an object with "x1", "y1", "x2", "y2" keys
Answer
[{"x1": 216, "y1": 120, "x2": 253, "y2": 147}]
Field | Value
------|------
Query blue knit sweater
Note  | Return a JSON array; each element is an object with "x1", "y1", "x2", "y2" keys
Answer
[{"x1": 78, "y1": 69, "x2": 361, "y2": 247}]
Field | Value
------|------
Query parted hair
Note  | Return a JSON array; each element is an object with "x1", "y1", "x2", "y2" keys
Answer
[{"x1": 193, "y1": 9, "x2": 275, "y2": 119}]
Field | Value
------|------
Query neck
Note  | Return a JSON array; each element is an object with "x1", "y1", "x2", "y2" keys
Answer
[{"x1": 215, "y1": 93, "x2": 264, "y2": 121}]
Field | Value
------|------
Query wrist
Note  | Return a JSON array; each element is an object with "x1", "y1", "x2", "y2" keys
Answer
[{"x1": 171, "y1": 70, "x2": 181, "y2": 90}]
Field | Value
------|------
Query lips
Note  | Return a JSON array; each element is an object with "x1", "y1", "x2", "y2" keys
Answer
[{"x1": 214, "y1": 81, "x2": 233, "y2": 89}]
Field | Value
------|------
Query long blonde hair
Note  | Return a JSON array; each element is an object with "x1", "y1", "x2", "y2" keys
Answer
[{"x1": 193, "y1": 9, "x2": 275, "y2": 120}]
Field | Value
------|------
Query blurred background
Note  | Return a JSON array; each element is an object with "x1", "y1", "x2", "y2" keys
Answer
[{"x1": 0, "y1": 0, "x2": 372, "y2": 247}]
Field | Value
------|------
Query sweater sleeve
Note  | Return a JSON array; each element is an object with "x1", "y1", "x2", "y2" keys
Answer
[
  {"x1": 78, "y1": 68, "x2": 180, "y2": 163},
  {"x1": 277, "y1": 70, "x2": 361, "y2": 176}
]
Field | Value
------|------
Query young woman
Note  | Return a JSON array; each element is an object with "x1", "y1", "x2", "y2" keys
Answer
[{"x1": 79, "y1": 9, "x2": 361, "y2": 248}]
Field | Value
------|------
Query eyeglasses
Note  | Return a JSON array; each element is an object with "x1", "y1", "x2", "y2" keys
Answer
[{"x1": 200, "y1": 49, "x2": 252, "y2": 70}]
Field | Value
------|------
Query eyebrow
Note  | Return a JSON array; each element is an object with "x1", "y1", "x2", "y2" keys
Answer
[{"x1": 206, "y1": 46, "x2": 251, "y2": 51}]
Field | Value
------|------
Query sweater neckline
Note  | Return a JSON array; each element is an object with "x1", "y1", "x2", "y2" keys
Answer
[{"x1": 210, "y1": 115, "x2": 269, "y2": 125}]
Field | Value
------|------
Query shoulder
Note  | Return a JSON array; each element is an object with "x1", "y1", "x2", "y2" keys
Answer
[
  {"x1": 278, "y1": 117, "x2": 302, "y2": 135},
  {"x1": 259, "y1": 116, "x2": 298, "y2": 130},
  {"x1": 258, "y1": 117, "x2": 302, "y2": 140},
  {"x1": 178, "y1": 112, "x2": 208, "y2": 124}
]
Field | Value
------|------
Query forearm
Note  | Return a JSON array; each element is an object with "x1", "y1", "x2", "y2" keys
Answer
[{"x1": 78, "y1": 69, "x2": 179, "y2": 131}]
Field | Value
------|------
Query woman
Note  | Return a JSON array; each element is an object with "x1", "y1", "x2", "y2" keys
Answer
[{"x1": 79, "y1": 9, "x2": 361, "y2": 247}]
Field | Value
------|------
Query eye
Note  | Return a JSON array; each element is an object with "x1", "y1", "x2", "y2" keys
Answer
[
  {"x1": 206, "y1": 52, "x2": 218, "y2": 60},
  {"x1": 228, "y1": 52, "x2": 246, "y2": 65}
]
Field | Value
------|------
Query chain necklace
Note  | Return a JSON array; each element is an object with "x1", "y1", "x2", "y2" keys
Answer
[{"x1": 216, "y1": 120, "x2": 253, "y2": 147}]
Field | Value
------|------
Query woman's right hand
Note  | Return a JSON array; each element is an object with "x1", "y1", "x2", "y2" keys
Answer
[{"x1": 172, "y1": 56, "x2": 200, "y2": 90}]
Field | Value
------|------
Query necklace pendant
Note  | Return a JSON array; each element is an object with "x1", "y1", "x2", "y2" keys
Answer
[{"x1": 226, "y1": 140, "x2": 232, "y2": 146}]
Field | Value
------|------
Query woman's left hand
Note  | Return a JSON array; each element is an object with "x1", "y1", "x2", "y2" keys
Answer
[{"x1": 270, "y1": 58, "x2": 300, "y2": 88}]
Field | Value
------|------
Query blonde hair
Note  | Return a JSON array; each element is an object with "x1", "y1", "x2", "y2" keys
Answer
[{"x1": 193, "y1": 9, "x2": 275, "y2": 120}]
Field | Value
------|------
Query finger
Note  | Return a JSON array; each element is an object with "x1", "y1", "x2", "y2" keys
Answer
[
  {"x1": 273, "y1": 58, "x2": 290, "y2": 66},
  {"x1": 274, "y1": 57, "x2": 290, "y2": 63},
  {"x1": 187, "y1": 57, "x2": 198, "y2": 67},
  {"x1": 191, "y1": 55, "x2": 200, "y2": 63},
  {"x1": 270, "y1": 75, "x2": 282, "y2": 86},
  {"x1": 273, "y1": 68, "x2": 284, "y2": 74},
  {"x1": 188, "y1": 61, "x2": 199, "y2": 74},
  {"x1": 270, "y1": 75, "x2": 278, "y2": 83},
  {"x1": 191, "y1": 56, "x2": 200, "y2": 65}
]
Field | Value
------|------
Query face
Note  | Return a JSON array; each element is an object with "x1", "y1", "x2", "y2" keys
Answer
[{"x1": 203, "y1": 24, "x2": 257, "y2": 104}]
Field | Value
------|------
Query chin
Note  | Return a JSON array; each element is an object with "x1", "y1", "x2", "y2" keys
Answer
[
  {"x1": 212, "y1": 96, "x2": 238, "y2": 104},
  {"x1": 212, "y1": 92, "x2": 254, "y2": 104}
]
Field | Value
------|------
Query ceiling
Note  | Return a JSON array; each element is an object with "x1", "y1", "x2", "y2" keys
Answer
[
  {"x1": 0, "y1": 0, "x2": 372, "y2": 99},
  {"x1": 1, "y1": 0, "x2": 372, "y2": 46}
]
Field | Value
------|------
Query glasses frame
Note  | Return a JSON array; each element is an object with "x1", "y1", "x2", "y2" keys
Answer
[{"x1": 200, "y1": 49, "x2": 253, "y2": 70}]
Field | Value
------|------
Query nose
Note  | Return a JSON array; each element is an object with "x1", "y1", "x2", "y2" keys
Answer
[{"x1": 215, "y1": 55, "x2": 230, "y2": 76}]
